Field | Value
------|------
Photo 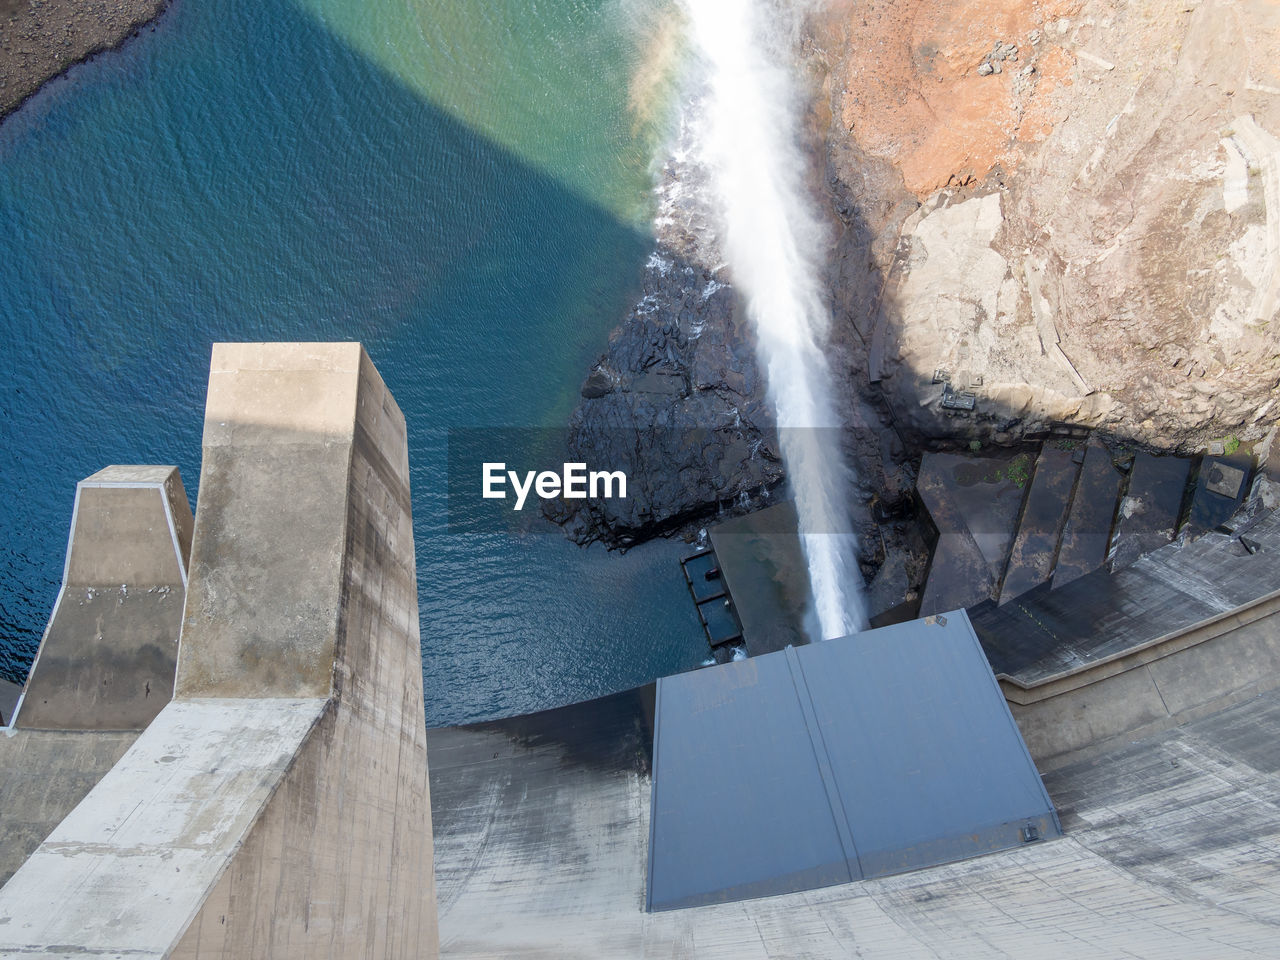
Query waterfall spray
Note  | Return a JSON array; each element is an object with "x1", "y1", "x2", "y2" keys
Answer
[{"x1": 681, "y1": 0, "x2": 867, "y2": 640}]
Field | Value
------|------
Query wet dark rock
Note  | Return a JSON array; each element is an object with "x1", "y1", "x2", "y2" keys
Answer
[
  {"x1": 580, "y1": 369, "x2": 614, "y2": 399},
  {"x1": 545, "y1": 246, "x2": 784, "y2": 549}
]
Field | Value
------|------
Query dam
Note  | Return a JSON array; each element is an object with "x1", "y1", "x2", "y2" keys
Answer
[
  {"x1": 3, "y1": 0, "x2": 1280, "y2": 948},
  {"x1": 3, "y1": 344, "x2": 1280, "y2": 957}
]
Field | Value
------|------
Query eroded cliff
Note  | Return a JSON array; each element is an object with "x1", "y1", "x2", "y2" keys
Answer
[{"x1": 816, "y1": 0, "x2": 1280, "y2": 457}]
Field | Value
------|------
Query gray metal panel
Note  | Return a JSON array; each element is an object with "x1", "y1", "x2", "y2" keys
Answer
[
  {"x1": 648, "y1": 610, "x2": 1060, "y2": 911},
  {"x1": 708, "y1": 502, "x2": 809, "y2": 656},
  {"x1": 794, "y1": 614, "x2": 1059, "y2": 877},
  {"x1": 648, "y1": 655, "x2": 855, "y2": 911}
]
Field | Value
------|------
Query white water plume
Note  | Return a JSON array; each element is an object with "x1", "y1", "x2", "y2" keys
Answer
[{"x1": 680, "y1": 0, "x2": 867, "y2": 640}]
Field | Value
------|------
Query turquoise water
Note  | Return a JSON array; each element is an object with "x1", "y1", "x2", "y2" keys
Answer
[{"x1": 0, "y1": 0, "x2": 706, "y2": 723}]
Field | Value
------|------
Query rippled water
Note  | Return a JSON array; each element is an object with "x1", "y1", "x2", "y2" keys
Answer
[{"x1": 0, "y1": 0, "x2": 706, "y2": 723}]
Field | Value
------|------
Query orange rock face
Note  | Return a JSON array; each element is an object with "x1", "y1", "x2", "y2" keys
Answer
[{"x1": 835, "y1": 0, "x2": 1080, "y2": 196}]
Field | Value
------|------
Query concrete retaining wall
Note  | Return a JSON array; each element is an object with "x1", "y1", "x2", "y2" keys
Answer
[{"x1": 1001, "y1": 589, "x2": 1280, "y2": 767}]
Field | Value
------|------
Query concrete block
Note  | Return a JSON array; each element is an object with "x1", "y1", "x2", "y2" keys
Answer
[
  {"x1": 999, "y1": 446, "x2": 1080, "y2": 604},
  {"x1": 917, "y1": 452, "x2": 1026, "y2": 612},
  {"x1": 1109, "y1": 452, "x2": 1191, "y2": 570},
  {"x1": 170, "y1": 343, "x2": 437, "y2": 959},
  {"x1": 1053, "y1": 441, "x2": 1121, "y2": 589},
  {"x1": 13, "y1": 466, "x2": 191, "y2": 731}
]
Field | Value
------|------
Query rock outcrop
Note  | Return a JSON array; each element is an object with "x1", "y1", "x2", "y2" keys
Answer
[
  {"x1": 814, "y1": 0, "x2": 1280, "y2": 459},
  {"x1": 547, "y1": 247, "x2": 785, "y2": 548},
  {"x1": 0, "y1": 0, "x2": 168, "y2": 122}
]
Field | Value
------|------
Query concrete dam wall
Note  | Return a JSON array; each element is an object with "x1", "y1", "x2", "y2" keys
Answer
[{"x1": 3, "y1": 343, "x2": 1280, "y2": 959}]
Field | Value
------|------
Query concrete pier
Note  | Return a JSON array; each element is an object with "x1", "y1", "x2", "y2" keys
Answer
[
  {"x1": 0, "y1": 464, "x2": 192, "y2": 886},
  {"x1": 11, "y1": 465, "x2": 191, "y2": 731},
  {"x1": 171, "y1": 343, "x2": 438, "y2": 959},
  {"x1": 0, "y1": 344, "x2": 437, "y2": 959}
]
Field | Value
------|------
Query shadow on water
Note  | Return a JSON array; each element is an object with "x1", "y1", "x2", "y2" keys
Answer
[{"x1": 0, "y1": 0, "x2": 708, "y2": 718}]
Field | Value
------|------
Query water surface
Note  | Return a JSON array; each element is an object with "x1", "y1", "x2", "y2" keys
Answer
[{"x1": 0, "y1": 0, "x2": 705, "y2": 723}]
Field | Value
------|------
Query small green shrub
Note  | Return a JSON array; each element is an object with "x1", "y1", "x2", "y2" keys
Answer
[{"x1": 1007, "y1": 453, "x2": 1033, "y2": 488}]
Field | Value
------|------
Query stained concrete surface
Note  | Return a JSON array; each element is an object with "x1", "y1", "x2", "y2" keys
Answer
[
  {"x1": 973, "y1": 509, "x2": 1280, "y2": 685},
  {"x1": 0, "y1": 699, "x2": 326, "y2": 958},
  {"x1": 0, "y1": 678, "x2": 19, "y2": 725},
  {"x1": 15, "y1": 588, "x2": 183, "y2": 730},
  {"x1": 175, "y1": 344, "x2": 364, "y2": 700},
  {"x1": 917, "y1": 452, "x2": 1026, "y2": 614},
  {"x1": 1108, "y1": 452, "x2": 1191, "y2": 570},
  {"x1": 0, "y1": 730, "x2": 138, "y2": 887},
  {"x1": 14, "y1": 466, "x2": 191, "y2": 731},
  {"x1": 1053, "y1": 441, "x2": 1122, "y2": 589},
  {"x1": 1188, "y1": 455, "x2": 1253, "y2": 532},
  {"x1": 170, "y1": 344, "x2": 437, "y2": 959},
  {"x1": 998, "y1": 446, "x2": 1079, "y2": 604},
  {"x1": 1002, "y1": 591, "x2": 1280, "y2": 766},
  {"x1": 431, "y1": 684, "x2": 1280, "y2": 958},
  {"x1": 0, "y1": 467, "x2": 190, "y2": 889},
  {"x1": 62, "y1": 466, "x2": 191, "y2": 585}
]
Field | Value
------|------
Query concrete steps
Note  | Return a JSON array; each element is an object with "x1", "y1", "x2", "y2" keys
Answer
[
  {"x1": 919, "y1": 440, "x2": 1246, "y2": 614},
  {"x1": 997, "y1": 446, "x2": 1081, "y2": 605},
  {"x1": 1053, "y1": 441, "x2": 1124, "y2": 590},
  {"x1": 1107, "y1": 452, "x2": 1192, "y2": 571},
  {"x1": 916, "y1": 452, "x2": 1027, "y2": 615}
]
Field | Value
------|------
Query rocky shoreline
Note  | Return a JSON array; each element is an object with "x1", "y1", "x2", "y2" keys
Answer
[
  {"x1": 545, "y1": 244, "x2": 786, "y2": 550},
  {"x1": 546, "y1": 106, "x2": 791, "y2": 552},
  {"x1": 548, "y1": 11, "x2": 919, "y2": 587},
  {"x1": 552, "y1": 0, "x2": 1280, "y2": 619},
  {"x1": 0, "y1": 0, "x2": 168, "y2": 122}
]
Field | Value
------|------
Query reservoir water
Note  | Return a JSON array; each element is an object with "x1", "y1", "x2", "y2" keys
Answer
[{"x1": 0, "y1": 0, "x2": 707, "y2": 723}]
